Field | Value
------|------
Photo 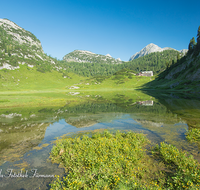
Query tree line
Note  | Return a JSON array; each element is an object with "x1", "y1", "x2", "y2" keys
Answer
[{"x1": 58, "y1": 49, "x2": 183, "y2": 77}]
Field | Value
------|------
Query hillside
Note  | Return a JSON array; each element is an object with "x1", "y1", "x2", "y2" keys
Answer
[
  {"x1": 63, "y1": 50, "x2": 122, "y2": 64},
  {"x1": 59, "y1": 49, "x2": 187, "y2": 77},
  {"x1": 0, "y1": 19, "x2": 88, "y2": 91},
  {"x1": 63, "y1": 68, "x2": 154, "y2": 91},
  {"x1": 0, "y1": 19, "x2": 128, "y2": 78},
  {"x1": 142, "y1": 27, "x2": 200, "y2": 93},
  {"x1": 0, "y1": 64, "x2": 86, "y2": 91},
  {"x1": 143, "y1": 52, "x2": 200, "y2": 93},
  {"x1": 124, "y1": 49, "x2": 186, "y2": 74},
  {"x1": 0, "y1": 19, "x2": 59, "y2": 73}
]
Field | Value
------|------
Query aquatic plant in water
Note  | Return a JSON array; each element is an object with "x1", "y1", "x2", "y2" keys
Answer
[
  {"x1": 50, "y1": 130, "x2": 200, "y2": 189},
  {"x1": 186, "y1": 128, "x2": 200, "y2": 144}
]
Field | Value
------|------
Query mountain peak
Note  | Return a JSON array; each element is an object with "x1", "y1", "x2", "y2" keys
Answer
[
  {"x1": 0, "y1": 18, "x2": 22, "y2": 30},
  {"x1": 146, "y1": 43, "x2": 158, "y2": 47},
  {"x1": 0, "y1": 18, "x2": 42, "y2": 50},
  {"x1": 63, "y1": 50, "x2": 122, "y2": 64},
  {"x1": 129, "y1": 43, "x2": 188, "y2": 61},
  {"x1": 0, "y1": 18, "x2": 57, "y2": 70},
  {"x1": 129, "y1": 43, "x2": 163, "y2": 61}
]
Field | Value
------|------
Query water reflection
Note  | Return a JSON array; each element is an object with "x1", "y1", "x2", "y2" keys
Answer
[
  {"x1": 142, "y1": 90, "x2": 200, "y2": 129},
  {"x1": 0, "y1": 91, "x2": 200, "y2": 189},
  {"x1": 137, "y1": 100, "x2": 154, "y2": 106}
]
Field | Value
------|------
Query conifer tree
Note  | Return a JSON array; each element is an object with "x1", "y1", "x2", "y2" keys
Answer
[
  {"x1": 177, "y1": 53, "x2": 180, "y2": 61},
  {"x1": 197, "y1": 26, "x2": 200, "y2": 50},
  {"x1": 188, "y1": 37, "x2": 196, "y2": 52}
]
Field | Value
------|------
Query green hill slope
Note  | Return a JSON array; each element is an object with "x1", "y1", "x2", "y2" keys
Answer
[
  {"x1": 0, "y1": 64, "x2": 86, "y2": 91},
  {"x1": 142, "y1": 26, "x2": 200, "y2": 93},
  {"x1": 64, "y1": 68, "x2": 154, "y2": 91}
]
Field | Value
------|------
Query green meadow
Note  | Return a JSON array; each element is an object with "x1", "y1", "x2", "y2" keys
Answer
[
  {"x1": 0, "y1": 88, "x2": 152, "y2": 108},
  {"x1": 0, "y1": 65, "x2": 154, "y2": 108},
  {"x1": 0, "y1": 65, "x2": 154, "y2": 92},
  {"x1": 0, "y1": 64, "x2": 86, "y2": 92}
]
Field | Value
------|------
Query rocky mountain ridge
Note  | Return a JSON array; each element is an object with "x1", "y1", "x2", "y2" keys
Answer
[
  {"x1": 0, "y1": 18, "x2": 56, "y2": 70},
  {"x1": 63, "y1": 50, "x2": 122, "y2": 64},
  {"x1": 129, "y1": 43, "x2": 188, "y2": 61},
  {"x1": 0, "y1": 19, "x2": 42, "y2": 50}
]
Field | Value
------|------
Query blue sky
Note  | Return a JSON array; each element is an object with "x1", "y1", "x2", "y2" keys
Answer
[{"x1": 1, "y1": 0, "x2": 200, "y2": 61}]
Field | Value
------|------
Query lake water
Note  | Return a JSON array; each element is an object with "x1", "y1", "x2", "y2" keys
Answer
[{"x1": 0, "y1": 90, "x2": 200, "y2": 190}]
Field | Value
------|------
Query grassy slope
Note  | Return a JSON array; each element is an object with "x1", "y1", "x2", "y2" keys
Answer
[
  {"x1": 0, "y1": 64, "x2": 86, "y2": 92},
  {"x1": 141, "y1": 52, "x2": 200, "y2": 93},
  {"x1": 0, "y1": 66, "x2": 154, "y2": 92},
  {"x1": 76, "y1": 69, "x2": 156, "y2": 91}
]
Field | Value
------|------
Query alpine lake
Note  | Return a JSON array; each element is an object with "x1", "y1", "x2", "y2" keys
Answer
[{"x1": 0, "y1": 89, "x2": 200, "y2": 190}]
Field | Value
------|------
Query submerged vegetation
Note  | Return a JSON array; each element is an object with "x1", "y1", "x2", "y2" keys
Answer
[
  {"x1": 153, "y1": 142, "x2": 200, "y2": 189},
  {"x1": 186, "y1": 128, "x2": 200, "y2": 148},
  {"x1": 50, "y1": 130, "x2": 200, "y2": 189}
]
